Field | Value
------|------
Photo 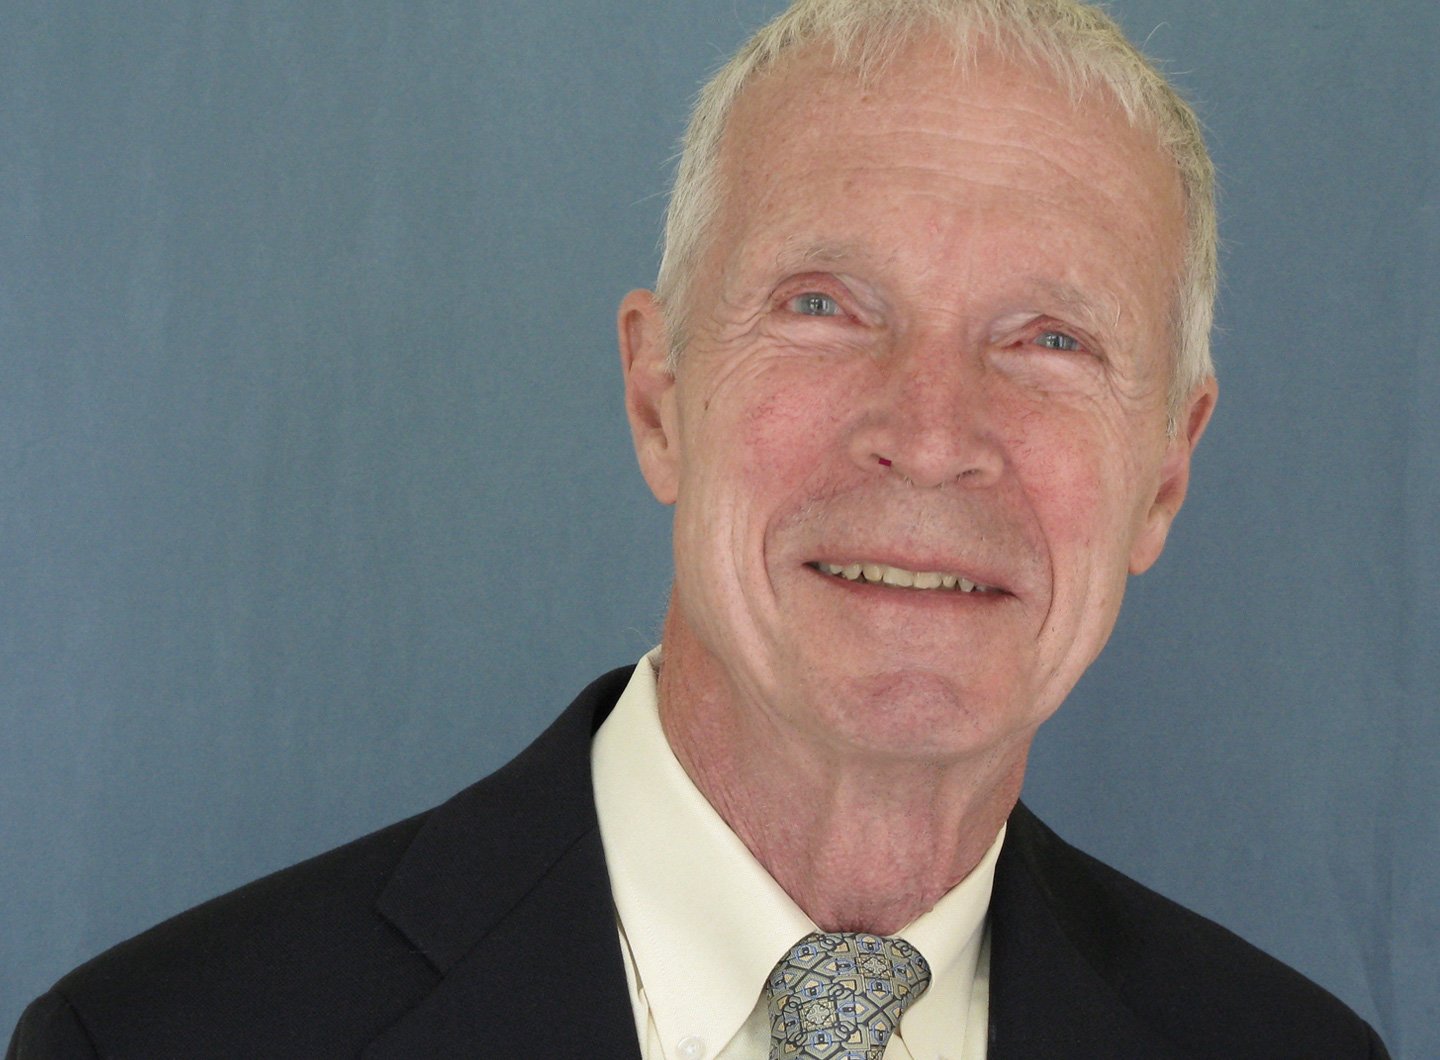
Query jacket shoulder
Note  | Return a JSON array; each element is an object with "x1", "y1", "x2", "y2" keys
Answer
[
  {"x1": 996, "y1": 804, "x2": 1389, "y2": 1058},
  {"x1": 15, "y1": 812, "x2": 435, "y2": 1058},
  {"x1": 11, "y1": 667, "x2": 634, "y2": 1059}
]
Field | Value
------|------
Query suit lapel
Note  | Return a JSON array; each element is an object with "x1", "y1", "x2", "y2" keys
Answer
[
  {"x1": 986, "y1": 804, "x2": 1181, "y2": 1059},
  {"x1": 363, "y1": 667, "x2": 642, "y2": 1059},
  {"x1": 363, "y1": 827, "x2": 639, "y2": 1058}
]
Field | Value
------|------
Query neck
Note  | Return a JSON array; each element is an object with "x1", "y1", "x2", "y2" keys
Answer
[{"x1": 654, "y1": 617, "x2": 1029, "y2": 935}]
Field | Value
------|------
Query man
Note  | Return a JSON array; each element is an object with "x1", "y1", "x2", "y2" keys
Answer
[{"x1": 9, "y1": 1, "x2": 1390, "y2": 1057}]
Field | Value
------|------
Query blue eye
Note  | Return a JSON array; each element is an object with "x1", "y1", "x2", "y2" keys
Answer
[
  {"x1": 1034, "y1": 330, "x2": 1081, "y2": 352},
  {"x1": 790, "y1": 293, "x2": 841, "y2": 317}
]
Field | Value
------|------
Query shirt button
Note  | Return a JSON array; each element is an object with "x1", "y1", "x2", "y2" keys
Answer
[{"x1": 676, "y1": 1035, "x2": 706, "y2": 1060}]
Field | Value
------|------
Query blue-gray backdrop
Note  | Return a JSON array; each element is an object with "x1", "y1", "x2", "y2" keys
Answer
[{"x1": 2, "y1": 1, "x2": 1435, "y2": 1053}]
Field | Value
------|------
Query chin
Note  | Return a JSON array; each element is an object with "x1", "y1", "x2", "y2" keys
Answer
[{"x1": 805, "y1": 667, "x2": 1030, "y2": 760}]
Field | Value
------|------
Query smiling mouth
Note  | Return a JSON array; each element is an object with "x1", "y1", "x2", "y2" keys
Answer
[{"x1": 810, "y1": 561, "x2": 1001, "y2": 594}]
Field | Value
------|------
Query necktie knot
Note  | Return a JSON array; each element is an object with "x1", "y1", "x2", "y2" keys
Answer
[{"x1": 766, "y1": 931, "x2": 931, "y2": 1060}]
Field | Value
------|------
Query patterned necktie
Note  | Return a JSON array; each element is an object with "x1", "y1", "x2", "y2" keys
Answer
[{"x1": 765, "y1": 931, "x2": 931, "y2": 1060}]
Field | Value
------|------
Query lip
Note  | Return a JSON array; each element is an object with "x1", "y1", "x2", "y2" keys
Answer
[
  {"x1": 803, "y1": 563, "x2": 1015, "y2": 602},
  {"x1": 805, "y1": 556, "x2": 1014, "y2": 596},
  {"x1": 803, "y1": 566, "x2": 1015, "y2": 614}
]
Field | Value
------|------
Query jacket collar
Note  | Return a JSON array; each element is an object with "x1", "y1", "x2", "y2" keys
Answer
[{"x1": 364, "y1": 666, "x2": 642, "y2": 1059}]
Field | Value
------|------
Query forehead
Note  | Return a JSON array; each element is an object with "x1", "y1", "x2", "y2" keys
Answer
[{"x1": 709, "y1": 35, "x2": 1187, "y2": 324}]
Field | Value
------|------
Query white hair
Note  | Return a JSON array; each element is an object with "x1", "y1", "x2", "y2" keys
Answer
[{"x1": 654, "y1": 0, "x2": 1217, "y2": 428}]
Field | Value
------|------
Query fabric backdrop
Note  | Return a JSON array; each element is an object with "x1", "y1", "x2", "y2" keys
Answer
[{"x1": 2, "y1": 1, "x2": 1434, "y2": 1054}]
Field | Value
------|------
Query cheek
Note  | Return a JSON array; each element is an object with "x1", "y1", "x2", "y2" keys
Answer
[
  {"x1": 703, "y1": 366, "x2": 854, "y2": 501},
  {"x1": 733, "y1": 391, "x2": 809, "y2": 485},
  {"x1": 1007, "y1": 404, "x2": 1156, "y2": 561},
  {"x1": 670, "y1": 380, "x2": 822, "y2": 598}
]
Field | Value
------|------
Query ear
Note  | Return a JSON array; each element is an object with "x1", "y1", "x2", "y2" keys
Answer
[
  {"x1": 1128, "y1": 377, "x2": 1218, "y2": 574},
  {"x1": 618, "y1": 288, "x2": 680, "y2": 505}
]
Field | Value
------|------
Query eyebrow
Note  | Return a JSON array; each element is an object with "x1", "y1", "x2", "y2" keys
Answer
[
  {"x1": 772, "y1": 237, "x2": 877, "y2": 272},
  {"x1": 1030, "y1": 279, "x2": 1124, "y2": 333}
]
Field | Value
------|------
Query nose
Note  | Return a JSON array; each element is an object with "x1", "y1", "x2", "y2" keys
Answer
[{"x1": 849, "y1": 336, "x2": 1005, "y2": 489}]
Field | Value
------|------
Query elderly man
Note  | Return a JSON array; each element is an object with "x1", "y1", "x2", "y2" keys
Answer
[{"x1": 9, "y1": 1, "x2": 1390, "y2": 1057}]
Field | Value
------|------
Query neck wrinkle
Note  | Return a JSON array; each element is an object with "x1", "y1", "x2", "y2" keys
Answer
[{"x1": 655, "y1": 612, "x2": 1028, "y2": 935}]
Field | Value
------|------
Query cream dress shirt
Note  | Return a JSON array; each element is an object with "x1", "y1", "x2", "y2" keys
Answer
[{"x1": 592, "y1": 654, "x2": 1003, "y2": 1060}]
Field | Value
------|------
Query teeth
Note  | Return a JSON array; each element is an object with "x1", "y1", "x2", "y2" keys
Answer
[
  {"x1": 881, "y1": 567, "x2": 914, "y2": 587},
  {"x1": 816, "y1": 562, "x2": 994, "y2": 593}
]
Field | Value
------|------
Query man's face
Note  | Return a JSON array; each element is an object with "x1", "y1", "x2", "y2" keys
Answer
[{"x1": 623, "y1": 38, "x2": 1214, "y2": 765}]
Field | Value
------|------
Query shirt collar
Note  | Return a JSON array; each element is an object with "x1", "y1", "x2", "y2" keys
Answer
[{"x1": 592, "y1": 653, "x2": 1004, "y2": 1059}]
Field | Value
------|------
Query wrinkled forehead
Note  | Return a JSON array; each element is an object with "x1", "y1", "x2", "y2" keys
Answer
[
  {"x1": 731, "y1": 33, "x2": 1180, "y2": 216},
  {"x1": 711, "y1": 33, "x2": 1186, "y2": 277},
  {"x1": 739, "y1": 35, "x2": 1178, "y2": 194}
]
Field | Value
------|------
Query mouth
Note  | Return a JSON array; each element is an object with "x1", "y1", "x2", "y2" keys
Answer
[{"x1": 808, "y1": 561, "x2": 1003, "y2": 595}]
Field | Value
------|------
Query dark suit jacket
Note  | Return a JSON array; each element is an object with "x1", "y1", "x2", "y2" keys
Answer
[{"x1": 9, "y1": 667, "x2": 1389, "y2": 1058}]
